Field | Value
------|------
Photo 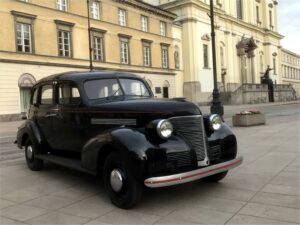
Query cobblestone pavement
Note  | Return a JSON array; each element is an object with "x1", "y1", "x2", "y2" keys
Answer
[{"x1": 0, "y1": 102, "x2": 299, "y2": 225}]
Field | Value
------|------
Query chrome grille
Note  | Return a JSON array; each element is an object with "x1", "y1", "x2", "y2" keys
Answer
[
  {"x1": 170, "y1": 116, "x2": 208, "y2": 163},
  {"x1": 208, "y1": 145, "x2": 221, "y2": 162},
  {"x1": 167, "y1": 151, "x2": 192, "y2": 168}
]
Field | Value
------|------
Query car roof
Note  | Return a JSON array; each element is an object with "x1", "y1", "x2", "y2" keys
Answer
[{"x1": 37, "y1": 71, "x2": 142, "y2": 84}]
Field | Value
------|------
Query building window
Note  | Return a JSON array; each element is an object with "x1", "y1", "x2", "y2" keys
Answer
[
  {"x1": 269, "y1": 10, "x2": 273, "y2": 30},
  {"x1": 16, "y1": 23, "x2": 32, "y2": 53},
  {"x1": 273, "y1": 58, "x2": 276, "y2": 74},
  {"x1": 141, "y1": 15, "x2": 148, "y2": 32},
  {"x1": 203, "y1": 44, "x2": 209, "y2": 68},
  {"x1": 93, "y1": 33, "x2": 104, "y2": 61},
  {"x1": 118, "y1": 9, "x2": 126, "y2": 26},
  {"x1": 142, "y1": 41, "x2": 151, "y2": 67},
  {"x1": 220, "y1": 47, "x2": 224, "y2": 68},
  {"x1": 58, "y1": 30, "x2": 71, "y2": 57},
  {"x1": 90, "y1": 0, "x2": 100, "y2": 20},
  {"x1": 161, "y1": 45, "x2": 169, "y2": 69},
  {"x1": 256, "y1": 5, "x2": 260, "y2": 24},
  {"x1": 174, "y1": 46, "x2": 180, "y2": 69},
  {"x1": 12, "y1": 11, "x2": 36, "y2": 53},
  {"x1": 160, "y1": 21, "x2": 166, "y2": 36},
  {"x1": 236, "y1": 0, "x2": 243, "y2": 19},
  {"x1": 260, "y1": 54, "x2": 264, "y2": 73},
  {"x1": 56, "y1": 0, "x2": 67, "y2": 11},
  {"x1": 119, "y1": 36, "x2": 130, "y2": 64},
  {"x1": 55, "y1": 20, "x2": 74, "y2": 57}
]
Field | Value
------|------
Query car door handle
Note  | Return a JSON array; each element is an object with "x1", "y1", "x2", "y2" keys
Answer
[{"x1": 46, "y1": 113, "x2": 58, "y2": 117}]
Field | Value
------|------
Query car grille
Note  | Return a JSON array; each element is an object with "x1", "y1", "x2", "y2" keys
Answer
[
  {"x1": 208, "y1": 145, "x2": 221, "y2": 162},
  {"x1": 170, "y1": 116, "x2": 208, "y2": 162},
  {"x1": 167, "y1": 151, "x2": 192, "y2": 168}
]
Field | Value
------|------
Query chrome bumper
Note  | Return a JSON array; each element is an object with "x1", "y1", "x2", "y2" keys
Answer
[{"x1": 144, "y1": 156, "x2": 243, "y2": 188}]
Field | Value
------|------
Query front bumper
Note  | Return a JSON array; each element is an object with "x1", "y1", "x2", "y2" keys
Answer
[{"x1": 144, "y1": 156, "x2": 243, "y2": 188}]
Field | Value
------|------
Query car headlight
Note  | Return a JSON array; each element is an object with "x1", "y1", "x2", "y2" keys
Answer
[
  {"x1": 156, "y1": 120, "x2": 173, "y2": 139},
  {"x1": 209, "y1": 114, "x2": 222, "y2": 131}
]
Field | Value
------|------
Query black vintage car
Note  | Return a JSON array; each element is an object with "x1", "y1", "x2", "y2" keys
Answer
[{"x1": 16, "y1": 71, "x2": 242, "y2": 209}]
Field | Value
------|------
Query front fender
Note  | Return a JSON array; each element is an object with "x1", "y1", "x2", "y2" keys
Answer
[
  {"x1": 81, "y1": 127, "x2": 191, "y2": 177},
  {"x1": 81, "y1": 128, "x2": 151, "y2": 174},
  {"x1": 207, "y1": 123, "x2": 237, "y2": 160}
]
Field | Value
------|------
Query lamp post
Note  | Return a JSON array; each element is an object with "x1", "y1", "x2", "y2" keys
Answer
[
  {"x1": 209, "y1": 0, "x2": 224, "y2": 116},
  {"x1": 87, "y1": 0, "x2": 93, "y2": 71}
]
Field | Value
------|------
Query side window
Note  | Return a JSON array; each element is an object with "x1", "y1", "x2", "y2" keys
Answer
[
  {"x1": 58, "y1": 82, "x2": 81, "y2": 105},
  {"x1": 41, "y1": 84, "x2": 53, "y2": 105},
  {"x1": 31, "y1": 88, "x2": 38, "y2": 105}
]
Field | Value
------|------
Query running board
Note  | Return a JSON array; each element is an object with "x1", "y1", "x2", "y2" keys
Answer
[{"x1": 35, "y1": 154, "x2": 96, "y2": 175}]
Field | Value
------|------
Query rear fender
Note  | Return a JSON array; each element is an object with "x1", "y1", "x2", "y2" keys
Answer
[{"x1": 17, "y1": 120, "x2": 43, "y2": 148}]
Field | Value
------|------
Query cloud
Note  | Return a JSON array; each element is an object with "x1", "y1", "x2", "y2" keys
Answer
[{"x1": 278, "y1": 0, "x2": 300, "y2": 54}]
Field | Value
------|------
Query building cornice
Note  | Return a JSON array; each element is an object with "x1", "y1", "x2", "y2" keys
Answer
[
  {"x1": 11, "y1": 10, "x2": 37, "y2": 19},
  {"x1": 113, "y1": 0, "x2": 177, "y2": 20},
  {"x1": 282, "y1": 48, "x2": 300, "y2": 58},
  {"x1": 159, "y1": 0, "x2": 284, "y2": 40},
  {"x1": 0, "y1": 51, "x2": 176, "y2": 75}
]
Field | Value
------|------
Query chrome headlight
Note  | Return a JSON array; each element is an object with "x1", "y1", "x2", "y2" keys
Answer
[
  {"x1": 209, "y1": 114, "x2": 222, "y2": 131},
  {"x1": 156, "y1": 120, "x2": 173, "y2": 139}
]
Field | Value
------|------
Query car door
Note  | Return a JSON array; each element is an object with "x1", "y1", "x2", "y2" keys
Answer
[
  {"x1": 51, "y1": 81, "x2": 84, "y2": 152},
  {"x1": 36, "y1": 82, "x2": 56, "y2": 148}
]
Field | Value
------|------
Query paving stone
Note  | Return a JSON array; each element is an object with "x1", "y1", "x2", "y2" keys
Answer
[
  {"x1": 96, "y1": 209, "x2": 161, "y2": 225},
  {"x1": 24, "y1": 195, "x2": 76, "y2": 210},
  {"x1": 0, "y1": 198, "x2": 16, "y2": 210},
  {"x1": 182, "y1": 195, "x2": 246, "y2": 213},
  {"x1": 50, "y1": 185, "x2": 99, "y2": 201},
  {"x1": 239, "y1": 202, "x2": 300, "y2": 224},
  {"x1": 250, "y1": 191, "x2": 300, "y2": 209},
  {"x1": 26, "y1": 211, "x2": 89, "y2": 225},
  {"x1": 0, "y1": 216, "x2": 29, "y2": 225},
  {"x1": 59, "y1": 194, "x2": 114, "y2": 219},
  {"x1": 200, "y1": 184, "x2": 257, "y2": 202},
  {"x1": 2, "y1": 190, "x2": 41, "y2": 203},
  {"x1": 155, "y1": 206, "x2": 233, "y2": 225},
  {"x1": 261, "y1": 184, "x2": 300, "y2": 196},
  {"x1": 0, "y1": 204, "x2": 48, "y2": 222},
  {"x1": 227, "y1": 214, "x2": 299, "y2": 225}
]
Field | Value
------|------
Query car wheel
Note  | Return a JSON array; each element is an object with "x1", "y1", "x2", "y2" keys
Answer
[
  {"x1": 202, "y1": 171, "x2": 228, "y2": 182},
  {"x1": 103, "y1": 152, "x2": 142, "y2": 209},
  {"x1": 25, "y1": 139, "x2": 43, "y2": 171}
]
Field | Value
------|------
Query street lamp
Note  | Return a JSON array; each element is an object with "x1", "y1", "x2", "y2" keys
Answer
[
  {"x1": 209, "y1": 0, "x2": 224, "y2": 116},
  {"x1": 87, "y1": 0, "x2": 93, "y2": 71}
]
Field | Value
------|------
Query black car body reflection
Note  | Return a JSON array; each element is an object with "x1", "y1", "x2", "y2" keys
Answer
[{"x1": 16, "y1": 71, "x2": 242, "y2": 209}]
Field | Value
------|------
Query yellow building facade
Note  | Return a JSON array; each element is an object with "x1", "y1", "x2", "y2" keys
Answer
[
  {"x1": 281, "y1": 48, "x2": 300, "y2": 97},
  {"x1": 0, "y1": 0, "x2": 181, "y2": 120},
  {"x1": 146, "y1": 0, "x2": 284, "y2": 103}
]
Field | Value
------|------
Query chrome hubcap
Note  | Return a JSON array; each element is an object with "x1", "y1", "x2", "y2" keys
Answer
[
  {"x1": 110, "y1": 169, "x2": 123, "y2": 192},
  {"x1": 26, "y1": 145, "x2": 33, "y2": 160}
]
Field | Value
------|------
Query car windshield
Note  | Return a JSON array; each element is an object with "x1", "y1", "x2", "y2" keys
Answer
[{"x1": 84, "y1": 78, "x2": 151, "y2": 99}]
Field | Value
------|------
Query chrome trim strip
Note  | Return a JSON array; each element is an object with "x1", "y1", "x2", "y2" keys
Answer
[
  {"x1": 144, "y1": 156, "x2": 243, "y2": 188},
  {"x1": 91, "y1": 118, "x2": 136, "y2": 126}
]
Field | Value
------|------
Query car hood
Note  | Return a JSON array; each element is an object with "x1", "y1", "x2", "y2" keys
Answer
[{"x1": 89, "y1": 98, "x2": 201, "y2": 119}]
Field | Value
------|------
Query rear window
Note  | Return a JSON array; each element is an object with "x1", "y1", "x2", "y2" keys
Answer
[
  {"x1": 41, "y1": 85, "x2": 53, "y2": 105},
  {"x1": 58, "y1": 82, "x2": 81, "y2": 105}
]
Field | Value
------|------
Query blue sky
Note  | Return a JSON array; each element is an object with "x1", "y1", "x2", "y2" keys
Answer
[{"x1": 278, "y1": 0, "x2": 300, "y2": 54}]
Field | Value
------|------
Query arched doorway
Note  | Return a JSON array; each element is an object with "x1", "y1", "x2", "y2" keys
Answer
[
  {"x1": 163, "y1": 80, "x2": 170, "y2": 98},
  {"x1": 18, "y1": 73, "x2": 36, "y2": 114}
]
